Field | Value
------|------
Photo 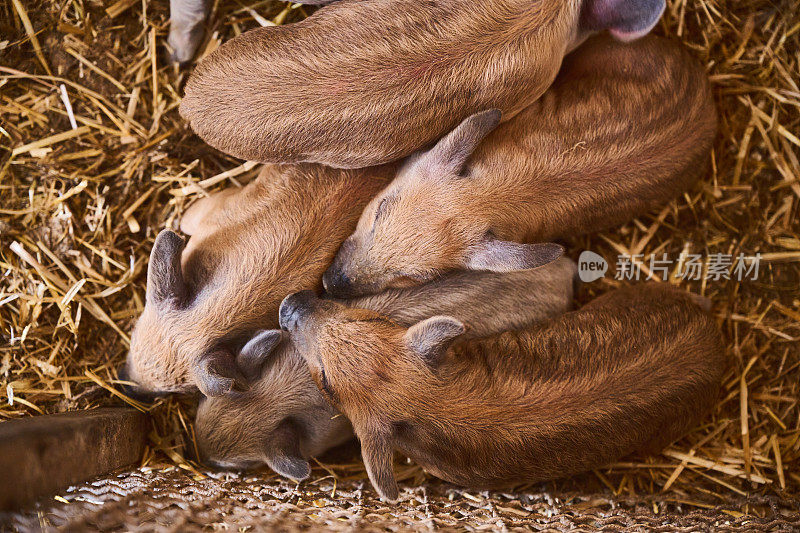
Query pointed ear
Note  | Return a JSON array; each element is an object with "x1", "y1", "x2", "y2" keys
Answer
[
  {"x1": 420, "y1": 109, "x2": 501, "y2": 176},
  {"x1": 360, "y1": 432, "x2": 398, "y2": 502},
  {"x1": 581, "y1": 0, "x2": 665, "y2": 41},
  {"x1": 265, "y1": 417, "x2": 310, "y2": 481},
  {"x1": 465, "y1": 236, "x2": 564, "y2": 272},
  {"x1": 266, "y1": 454, "x2": 310, "y2": 481},
  {"x1": 237, "y1": 330, "x2": 283, "y2": 381},
  {"x1": 193, "y1": 350, "x2": 246, "y2": 397},
  {"x1": 147, "y1": 230, "x2": 188, "y2": 307},
  {"x1": 403, "y1": 316, "x2": 465, "y2": 366}
]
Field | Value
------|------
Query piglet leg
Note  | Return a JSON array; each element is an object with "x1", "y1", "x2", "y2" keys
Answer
[
  {"x1": 361, "y1": 432, "x2": 399, "y2": 503},
  {"x1": 168, "y1": 0, "x2": 212, "y2": 65}
]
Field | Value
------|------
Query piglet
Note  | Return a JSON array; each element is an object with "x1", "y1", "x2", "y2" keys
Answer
[
  {"x1": 123, "y1": 162, "x2": 393, "y2": 397},
  {"x1": 180, "y1": 0, "x2": 665, "y2": 168},
  {"x1": 278, "y1": 283, "x2": 725, "y2": 501},
  {"x1": 324, "y1": 34, "x2": 717, "y2": 296},
  {"x1": 195, "y1": 258, "x2": 577, "y2": 478}
]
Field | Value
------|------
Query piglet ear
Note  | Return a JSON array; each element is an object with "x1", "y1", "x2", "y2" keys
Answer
[
  {"x1": 265, "y1": 418, "x2": 310, "y2": 481},
  {"x1": 581, "y1": 0, "x2": 665, "y2": 41},
  {"x1": 147, "y1": 230, "x2": 188, "y2": 308},
  {"x1": 360, "y1": 432, "x2": 398, "y2": 503},
  {"x1": 464, "y1": 236, "x2": 564, "y2": 273},
  {"x1": 404, "y1": 316, "x2": 465, "y2": 366},
  {"x1": 193, "y1": 350, "x2": 246, "y2": 397},
  {"x1": 420, "y1": 109, "x2": 501, "y2": 176},
  {"x1": 266, "y1": 454, "x2": 310, "y2": 481},
  {"x1": 237, "y1": 330, "x2": 283, "y2": 381}
]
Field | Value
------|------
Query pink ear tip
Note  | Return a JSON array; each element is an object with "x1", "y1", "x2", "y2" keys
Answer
[{"x1": 609, "y1": 27, "x2": 654, "y2": 42}]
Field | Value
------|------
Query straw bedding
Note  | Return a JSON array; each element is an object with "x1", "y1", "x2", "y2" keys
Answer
[{"x1": 0, "y1": 0, "x2": 798, "y2": 527}]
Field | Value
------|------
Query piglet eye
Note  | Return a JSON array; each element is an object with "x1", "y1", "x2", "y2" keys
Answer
[
  {"x1": 373, "y1": 196, "x2": 393, "y2": 225},
  {"x1": 390, "y1": 273, "x2": 426, "y2": 288},
  {"x1": 320, "y1": 367, "x2": 333, "y2": 396},
  {"x1": 357, "y1": 316, "x2": 394, "y2": 325}
]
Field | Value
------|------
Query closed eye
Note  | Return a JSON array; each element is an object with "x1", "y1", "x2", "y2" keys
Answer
[
  {"x1": 396, "y1": 271, "x2": 426, "y2": 282},
  {"x1": 372, "y1": 196, "x2": 396, "y2": 230},
  {"x1": 341, "y1": 316, "x2": 395, "y2": 326},
  {"x1": 387, "y1": 272, "x2": 428, "y2": 288},
  {"x1": 320, "y1": 367, "x2": 333, "y2": 397}
]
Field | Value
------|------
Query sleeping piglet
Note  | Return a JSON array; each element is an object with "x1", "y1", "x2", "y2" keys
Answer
[
  {"x1": 122, "y1": 162, "x2": 393, "y2": 397},
  {"x1": 323, "y1": 34, "x2": 717, "y2": 296},
  {"x1": 195, "y1": 258, "x2": 577, "y2": 478},
  {"x1": 179, "y1": 0, "x2": 666, "y2": 168},
  {"x1": 277, "y1": 283, "x2": 725, "y2": 501}
]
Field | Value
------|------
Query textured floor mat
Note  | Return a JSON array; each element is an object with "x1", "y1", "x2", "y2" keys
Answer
[{"x1": 3, "y1": 467, "x2": 799, "y2": 532}]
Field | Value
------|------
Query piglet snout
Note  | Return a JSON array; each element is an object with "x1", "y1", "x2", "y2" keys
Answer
[
  {"x1": 115, "y1": 363, "x2": 161, "y2": 403},
  {"x1": 322, "y1": 266, "x2": 356, "y2": 298},
  {"x1": 279, "y1": 291, "x2": 317, "y2": 331}
]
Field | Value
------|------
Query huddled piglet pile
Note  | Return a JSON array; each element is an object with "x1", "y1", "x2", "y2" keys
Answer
[{"x1": 125, "y1": 0, "x2": 724, "y2": 501}]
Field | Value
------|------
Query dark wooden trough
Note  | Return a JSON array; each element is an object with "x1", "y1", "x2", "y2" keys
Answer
[{"x1": 0, "y1": 408, "x2": 148, "y2": 511}]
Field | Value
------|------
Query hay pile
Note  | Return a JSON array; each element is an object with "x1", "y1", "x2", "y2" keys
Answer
[{"x1": 1, "y1": 0, "x2": 798, "y2": 515}]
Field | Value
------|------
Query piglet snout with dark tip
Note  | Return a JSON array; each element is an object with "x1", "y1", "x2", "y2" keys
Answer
[
  {"x1": 279, "y1": 291, "x2": 318, "y2": 331},
  {"x1": 115, "y1": 364, "x2": 161, "y2": 404},
  {"x1": 322, "y1": 267, "x2": 357, "y2": 298}
]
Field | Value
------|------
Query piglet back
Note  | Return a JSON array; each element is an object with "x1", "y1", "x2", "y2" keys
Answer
[
  {"x1": 436, "y1": 283, "x2": 725, "y2": 486},
  {"x1": 180, "y1": 0, "x2": 579, "y2": 168},
  {"x1": 473, "y1": 34, "x2": 717, "y2": 241},
  {"x1": 524, "y1": 284, "x2": 725, "y2": 465},
  {"x1": 580, "y1": 284, "x2": 725, "y2": 452}
]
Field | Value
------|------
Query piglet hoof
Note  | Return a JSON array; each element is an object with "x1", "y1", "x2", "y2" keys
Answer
[
  {"x1": 167, "y1": 24, "x2": 206, "y2": 67},
  {"x1": 376, "y1": 488, "x2": 399, "y2": 505}
]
